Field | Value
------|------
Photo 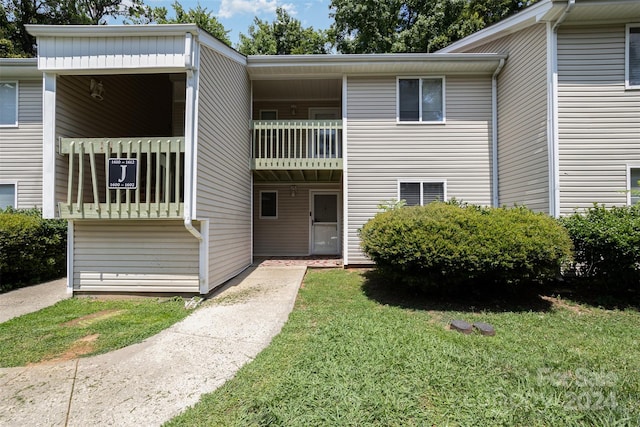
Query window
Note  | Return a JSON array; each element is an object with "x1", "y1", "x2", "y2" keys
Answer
[
  {"x1": 260, "y1": 110, "x2": 278, "y2": 120},
  {"x1": 399, "y1": 181, "x2": 445, "y2": 206},
  {"x1": 0, "y1": 82, "x2": 18, "y2": 127},
  {"x1": 397, "y1": 77, "x2": 445, "y2": 123},
  {"x1": 629, "y1": 167, "x2": 640, "y2": 205},
  {"x1": 260, "y1": 191, "x2": 277, "y2": 219},
  {"x1": 627, "y1": 25, "x2": 640, "y2": 88},
  {"x1": 0, "y1": 183, "x2": 16, "y2": 209}
]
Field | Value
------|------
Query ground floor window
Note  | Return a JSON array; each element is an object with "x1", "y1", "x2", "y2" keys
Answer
[
  {"x1": 260, "y1": 190, "x2": 278, "y2": 218},
  {"x1": 398, "y1": 181, "x2": 445, "y2": 206},
  {"x1": 0, "y1": 183, "x2": 16, "y2": 209},
  {"x1": 629, "y1": 167, "x2": 640, "y2": 205}
]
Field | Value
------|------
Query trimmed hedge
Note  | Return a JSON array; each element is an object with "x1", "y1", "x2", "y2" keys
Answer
[
  {"x1": 560, "y1": 204, "x2": 640, "y2": 290},
  {"x1": 0, "y1": 208, "x2": 67, "y2": 292},
  {"x1": 359, "y1": 202, "x2": 573, "y2": 292}
]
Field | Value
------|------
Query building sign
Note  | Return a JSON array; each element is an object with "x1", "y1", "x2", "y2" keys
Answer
[{"x1": 108, "y1": 158, "x2": 138, "y2": 189}]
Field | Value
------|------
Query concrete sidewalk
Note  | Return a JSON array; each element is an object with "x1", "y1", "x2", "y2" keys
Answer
[
  {"x1": 0, "y1": 265, "x2": 306, "y2": 427},
  {"x1": 0, "y1": 278, "x2": 69, "y2": 323}
]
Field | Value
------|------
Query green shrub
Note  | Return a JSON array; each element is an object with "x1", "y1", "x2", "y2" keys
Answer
[
  {"x1": 560, "y1": 204, "x2": 640, "y2": 290},
  {"x1": 0, "y1": 208, "x2": 67, "y2": 292},
  {"x1": 359, "y1": 202, "x2": 573, "y2": 292}
]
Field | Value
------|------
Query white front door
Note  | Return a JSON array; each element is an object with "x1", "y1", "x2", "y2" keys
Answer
[
  {"x1": 310, "y1": 191, "x2": 339, "y2": 255},
  {"x1": 308, "y1": 108, "x2": 341, "y2": 159}
]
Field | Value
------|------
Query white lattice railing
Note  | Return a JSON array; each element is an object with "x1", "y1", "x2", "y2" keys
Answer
[{"x1": 252, "y1": 120, "x2": 343, "y2": 169}]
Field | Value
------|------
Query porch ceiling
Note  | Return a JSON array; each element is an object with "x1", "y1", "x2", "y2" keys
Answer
[{"x1": 253, "y1": 169, "x2": 342, "y2": 183}]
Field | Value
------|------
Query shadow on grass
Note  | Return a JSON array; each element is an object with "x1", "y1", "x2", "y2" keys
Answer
[
  {"x1": 361, "y1": 269, "x2": 553, "y2": 313},
  {"x1": 542, "y1": 279, "x2": 640, "y2": 311}
]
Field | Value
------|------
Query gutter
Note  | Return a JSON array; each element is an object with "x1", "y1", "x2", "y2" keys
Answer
[
  {"x1": 492, "y1": 58, "x2": 506, "y2": 207},
  {"x1": 548, "y1": 0, "x2": 575, "y2": 217}
]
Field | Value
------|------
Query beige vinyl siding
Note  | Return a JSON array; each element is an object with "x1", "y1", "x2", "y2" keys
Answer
[
  {"x1": 73, "y1": 220, "x2": 199, "y2": 292},
  {"x1": 253, "y1": 184, "x2": 341, "y2": 256},
  {"x1": 0, "y1": 80, "x2": 43, "y2": 208},
  {"x1": 346, "y1": 75, "x2": 493, "y2": 264},
  {"x1": 54, "y1": 74, "x2": 176, "y2": 207},
  {"x1": 196, "y1": 46, "x2": 252, "y2": 291},
  {"x1": 465, "y1": 24, "x2": 550, "y2": 212},
  {"x1": 557, "y1": 25, "x2": 640, "y2": 213},
  {"x1": 37, "y1": 35, "x2": 187, "y2": 72}
]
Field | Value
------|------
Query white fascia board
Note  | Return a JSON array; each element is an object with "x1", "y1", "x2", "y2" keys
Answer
[
  {"x1": 196, "y1": 31, "x2": 247, "y2": 66},
  {"x1": 438, "y1": 0, "x2": 562, "y2": 53},
  {"x1": 0, "y1": 58, "x2": 41, "y2": 79},
  {"x1": 26, "y1": 24, "x2": 199, "y2": 38}
]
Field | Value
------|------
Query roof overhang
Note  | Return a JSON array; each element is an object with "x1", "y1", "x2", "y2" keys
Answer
[
  {"x1": 0, "y1": 58, "x2": 41, "y2": 79},
  {"x1": 25, "y1": 24, "x2": 200, "y2": 38},
  {"x1": 247, "y1": 53, "x2": 509, "y2": 79},
  {"x1": 439, "y1": 0, "x2": 640, "y2": 53}
]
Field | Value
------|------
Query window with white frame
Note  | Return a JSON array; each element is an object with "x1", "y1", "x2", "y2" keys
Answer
[
  {"x1": 260, "y1": 191, "x2": 278, "y2": 219},
  {"x1": 397, "y1": 77, "x2": 445, "y2": 122},
  {"x1": 627, "y1": 25, "x2": 640, "y2": 88},
  {"x1": 0, "y1": 183, "x2": 16, "y2": 209},
  {"x1": 0, "y1": 82, "x2": 18, "y2": 126},
  {"x1": 399, "y1": 181, "x2": 445, "y2": 206},
  {"x1": 629, "y1": 168, "x2": 640, "y2": 205}
]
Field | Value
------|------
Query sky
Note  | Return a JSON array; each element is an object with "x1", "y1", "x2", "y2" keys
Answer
[{"x1": 142, "y1": 0, "x2": 334, "y2": 47}]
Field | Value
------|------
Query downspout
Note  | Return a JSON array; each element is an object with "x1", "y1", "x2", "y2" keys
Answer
[
  {"x1": 548, "y1": 0, "x2": 576, "y2": 217},
  {"x1": 492, "y1": 58, "x2": 505, "y2": 207}
]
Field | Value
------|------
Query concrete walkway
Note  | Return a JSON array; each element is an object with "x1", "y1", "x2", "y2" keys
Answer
[
  {"x1": 0, "y1": 278, "x2": 69, "y2": 323},
  {"x1": 0, "y1": 265, "x2": 306, "y2": 427}
]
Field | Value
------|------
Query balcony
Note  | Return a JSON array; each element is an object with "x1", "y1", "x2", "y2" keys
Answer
[
  {"x1": 251, "y1": 120, "x2": 343, "y2": 171},
  {"x1": 58, "y1": 137, "x2": 185, "y2": 219}
]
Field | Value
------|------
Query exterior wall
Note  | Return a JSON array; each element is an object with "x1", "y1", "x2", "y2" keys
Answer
[
  {"x1": 253, "y1": 183, "x2": 341, "y2": 256},
  {"x1": 72, "y1": 220, "x2": 199, "y2": 292},
  {"x1": 196, "y1": 45, "x2": 252, "y2": 291},
  {"x1": 0, "y1": 79, "x2": 43, "y2": 208},
  {"x1": 345, "y1": 75, "x2": 493, "y2": 264},
  {"x1": 465, "y1": 24, "x2": 550, "y2": 212},
  {"x1": 36, "y1": 35, "x2": 187, "y2": 72},
  {"x1": 557, "y1": 24, "x2": 640, "y2": 213},
  {"x1": 252, "y1": 100, "x2": 340, "y2": 120}
]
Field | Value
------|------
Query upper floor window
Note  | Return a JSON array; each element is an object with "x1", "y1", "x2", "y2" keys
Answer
[
  {"x1": 399, "y1": 181, "x2": 446, "y2": 206},
  {"x1": 629, "y1": 167, "x2": 640, "y2": 205},
  {"x1": 626, "y1": 25, "x2": 640, "y2": 89},
  {"x1": 0, "y1": 82, "x2": 18, "y2": 127},
  {"x1": 397, "y1": 77, "x2": 445, "y2": 123}
]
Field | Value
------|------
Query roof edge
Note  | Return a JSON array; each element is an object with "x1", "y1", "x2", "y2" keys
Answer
[
  {"x1": 25, "y1": 24, "x2": 199, "y2": 38},
  {"x1": 0, "y1": 58, "x2": 41, "y2": 78}
]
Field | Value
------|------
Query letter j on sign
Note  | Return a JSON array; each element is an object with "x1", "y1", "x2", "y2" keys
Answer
[{"x1": 108, "y1": 158, "x2": 138, "y2": 189}]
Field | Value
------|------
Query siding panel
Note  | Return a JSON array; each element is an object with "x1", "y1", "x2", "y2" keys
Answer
[
  {"x1": 0, "y1": 80, "x2": 43, "y2": 208},
  {"x1": 73, "y1": 220, "x2": 199, "y2": 292},
  {"x1": 346, "y1": 75, "x2": 493, "y2": 264},
  {"x1": 466, "y1": 23, "x2": 550, "y2": 212},
  {"x1": 557, "y1": 25, "x2": 640, "y2": 213},
  {"x1": 196, "y1": 46, "x2": 252, "y2": 291}
]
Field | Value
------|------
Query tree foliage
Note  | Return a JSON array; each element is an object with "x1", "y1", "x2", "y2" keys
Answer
[
  {"x1": 145, "y1": 1, "x2": 230, "y2": 46},
  {"x1": 329, "y1": 0, "x2": 540, "y2": 53},
  {"x1": 238, "y1": 7, "x2": 329, "y2": 55},
  {"x1": 1, "y1": 0, "x2": 147, "y2": 57}
]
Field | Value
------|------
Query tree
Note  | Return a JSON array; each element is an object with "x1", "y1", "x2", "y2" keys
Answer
[
  {"x1": 329, "y1": 0, "x2": 540, "y2": 54},
  {"x1": 1, "y1": 0, "x2": 148, "y2": 57},
  {"x1": 146, "y1": 1, "x2": 230, "y2": 46},
  {"x1": 238, "y1": 7, "x2": 329, "y2": 55}
]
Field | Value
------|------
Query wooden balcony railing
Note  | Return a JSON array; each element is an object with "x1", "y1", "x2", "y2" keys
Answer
[
  {"x1": 252, "y1": 120, "x2": 343, "y2": 170},
  {"x1": 58, "y1": 137, "x2": 185, "y2": 219}
]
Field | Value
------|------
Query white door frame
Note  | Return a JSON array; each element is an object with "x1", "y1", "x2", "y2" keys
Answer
[{"x1": 309, "y1": 190, "x2": 341, "y2": 255}]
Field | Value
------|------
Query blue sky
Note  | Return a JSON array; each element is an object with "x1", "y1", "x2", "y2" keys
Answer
[{"x1": 143, "y1": 0, "x2": 334, "y2": 47}]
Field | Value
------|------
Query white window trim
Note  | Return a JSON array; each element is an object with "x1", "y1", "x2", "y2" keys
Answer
[
  {"x1": 627, "y1": 165, "x2": 640, "y2": 205},
  {"x1": 0, "y1": 180, "x2": 18, "y2": 209},
  {"x1": 397, "y1": 179, "x2": 448, "y2": 206},
  {"x1": 625, "y1": 24, "x2": 640, "y2": 90},
  {"x1": 396, "y1": 76, "x2": 446, "y2": 124},
  {"x1": 259, "y1": 190, "x2": 278, "y2": 219},
  {"x1": 0, "y1": 81, "x2": 18, "y2": 128}
]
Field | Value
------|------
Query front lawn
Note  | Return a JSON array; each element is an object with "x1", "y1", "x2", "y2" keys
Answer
[
  {"x1": 167, "y1": 269, "x2": 640, "y2": 426},
  {"x1": 0, "y1": 297, "x2": 191, "y2": 367}
]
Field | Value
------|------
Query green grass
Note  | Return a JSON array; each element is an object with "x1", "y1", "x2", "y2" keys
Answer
[
  {"x1": 167, "y1": 269, "x2": 640, "y2": 427},
  {"x1": 0, "y1": 297, "x2": 190, "y2": 367}
]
